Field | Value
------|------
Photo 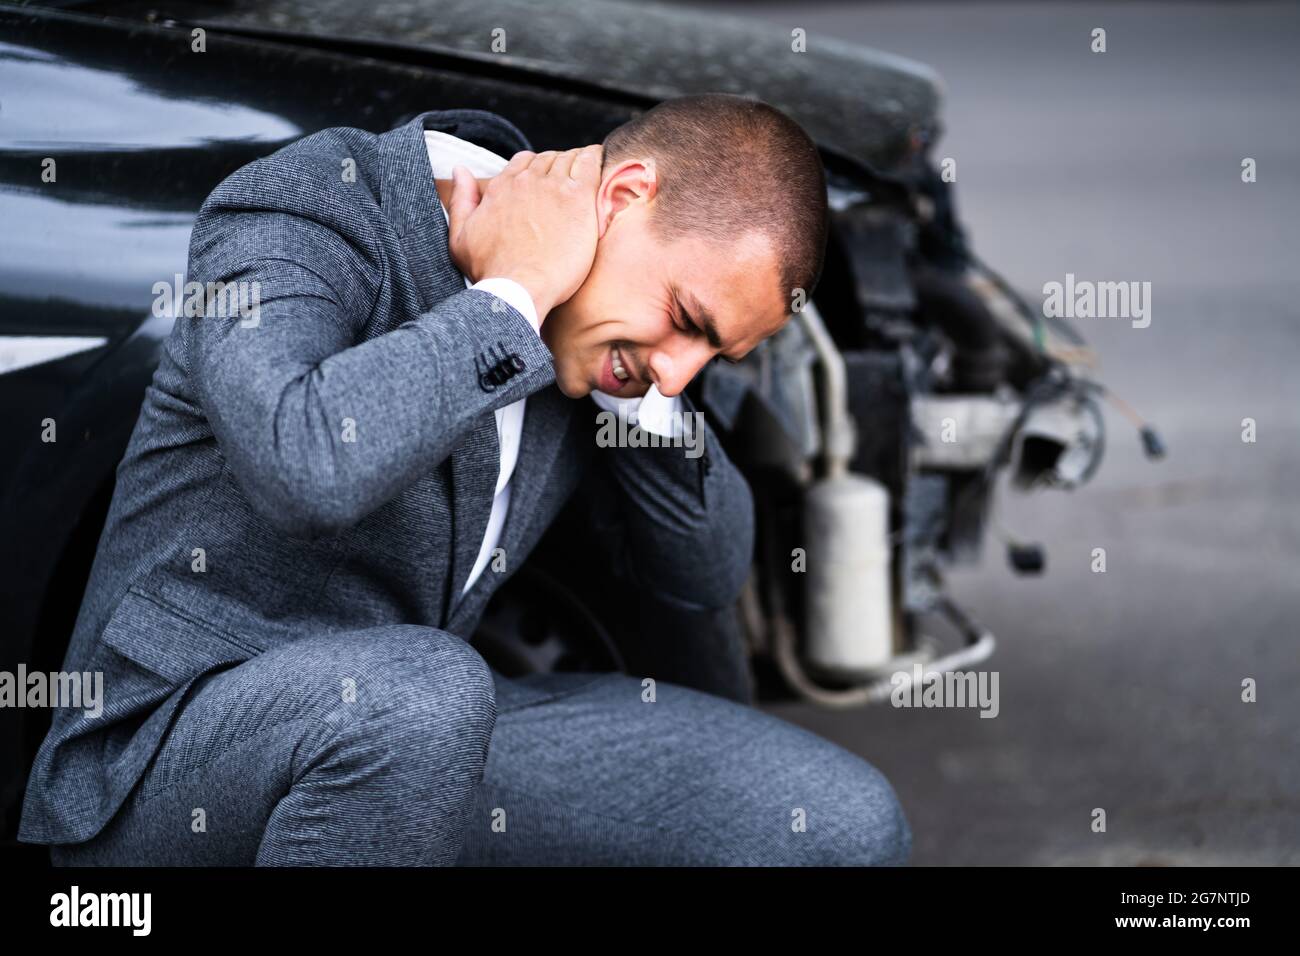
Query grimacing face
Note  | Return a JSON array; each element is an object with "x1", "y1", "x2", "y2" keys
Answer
[{"x1": 541, "y1": 157, "x2": 791, "y2": 399}]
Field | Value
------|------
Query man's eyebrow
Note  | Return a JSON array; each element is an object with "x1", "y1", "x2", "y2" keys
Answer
[{"x1": 676, "y1": 289, "x2": 724, "y2": 350}]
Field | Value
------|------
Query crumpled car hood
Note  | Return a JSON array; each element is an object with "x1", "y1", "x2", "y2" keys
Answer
[{"x1": 174, "y1": 0, "x2": 943, "y2": 170}]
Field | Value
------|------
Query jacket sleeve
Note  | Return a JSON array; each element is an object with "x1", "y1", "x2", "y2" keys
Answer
[
  {"x1": 182, "y1": 207, "x2": 555, "y2": 540},
  {"x1": 580, "y1": 388, "x2": 755, "y2": 611}
]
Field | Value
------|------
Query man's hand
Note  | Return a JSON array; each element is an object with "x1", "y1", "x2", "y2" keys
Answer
[{"x1": 447, "y1": 145, "x2": 602, "y2": 322}]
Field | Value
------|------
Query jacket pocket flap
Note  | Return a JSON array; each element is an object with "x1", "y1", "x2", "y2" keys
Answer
[{"x1": 98, "y1": 588, "x2": 258, "y2": 683}]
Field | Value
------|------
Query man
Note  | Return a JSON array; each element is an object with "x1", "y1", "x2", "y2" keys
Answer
[{"x1": 21, "y1": 94, "x2": 911, "y2": 865}]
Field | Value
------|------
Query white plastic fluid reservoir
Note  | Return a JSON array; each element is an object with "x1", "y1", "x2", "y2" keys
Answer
[{"x1": 803, "y1": 472, "x2": 893, "y2": 675}]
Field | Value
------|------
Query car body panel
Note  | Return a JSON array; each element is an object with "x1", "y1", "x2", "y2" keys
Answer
[{"x1": 74, "y1": 0, "x2": 944, "y2": 172}]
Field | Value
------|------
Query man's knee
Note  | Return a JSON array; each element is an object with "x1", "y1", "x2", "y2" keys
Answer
[
  {"x1": 809, "y1": 762, "x2": 912, "y2": 866},
  {"x1": 277, "y1": 625, "x2": 497, "y2": 777},
  {"x1": 333, "y1": 626, "x2": 496, "y2": 748},
  {"x1": 244, "y1": 627, "x2": 496, "y2": 865}
]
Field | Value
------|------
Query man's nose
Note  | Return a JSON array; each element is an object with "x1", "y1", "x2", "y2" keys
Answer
[{"x1": 646, "y1": 341, "x2": 713, "y2": 397}]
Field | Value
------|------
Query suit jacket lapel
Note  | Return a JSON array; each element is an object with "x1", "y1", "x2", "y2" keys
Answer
[
  {"x1": 446, "y1": 384, "x2": 574, "y2": 629},
  {"x1": 377, "y1": 108, "x2": 566, "y2": 625},
  {"x1": 496, "y1": 384, "x2": 573, "y2": 560}
]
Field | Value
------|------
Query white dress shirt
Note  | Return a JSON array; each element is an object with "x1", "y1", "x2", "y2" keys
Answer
[{"x1": 424, "y1": 129, "x2": 681, "y2": 596}]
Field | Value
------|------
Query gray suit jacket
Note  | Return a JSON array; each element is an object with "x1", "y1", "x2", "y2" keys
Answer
[{"x1": 20, "y1": 109, "x2": 754, "y2": 845}]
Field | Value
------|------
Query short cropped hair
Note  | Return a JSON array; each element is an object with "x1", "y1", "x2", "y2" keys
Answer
[{"x1": 602, "y1": 93, "x2": 829, "y2": 311}]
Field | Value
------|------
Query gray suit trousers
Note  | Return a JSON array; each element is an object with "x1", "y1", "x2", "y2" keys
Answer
[{"x1": 47, "y1": 625, "x2": 911, "y2": 866}]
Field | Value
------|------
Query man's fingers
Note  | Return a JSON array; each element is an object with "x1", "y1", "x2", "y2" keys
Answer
[
  {"x1": 556, "y1": 146, "x2": 584, "y2": 179},
  {"x1": 530, "y1": 150, "x2": 561, "y2": 175},
  {"x1": 499, "y1": 150, "x2": 537, "y2": 178},
  {"x1": 445, "y1": 165, "x2": 481, "y2": 239},
  {"x1": 567, "y1": 144, "x2": 603, "y2": 184}
]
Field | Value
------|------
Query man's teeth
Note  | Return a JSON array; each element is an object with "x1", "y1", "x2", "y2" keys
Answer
[{"x1": 611, "y1": 347, "x2": 629, "y2": 381}]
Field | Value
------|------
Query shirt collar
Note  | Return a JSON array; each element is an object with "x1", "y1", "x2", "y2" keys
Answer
[{"x1": 425, "y1": 130, "x2": 509, "y2": 223}]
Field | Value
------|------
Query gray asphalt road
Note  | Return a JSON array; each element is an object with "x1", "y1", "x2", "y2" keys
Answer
[{"x1": 702, "y1": 1, "x2": 1299, "y2": 864}]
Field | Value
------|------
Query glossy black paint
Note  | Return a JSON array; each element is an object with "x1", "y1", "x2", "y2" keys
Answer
[{"x1": 75, "y1": 0, "x2": 942, "y2": 172}]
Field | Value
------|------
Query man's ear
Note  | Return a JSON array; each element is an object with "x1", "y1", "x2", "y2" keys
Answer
[{"x1": 597, "y1": 157, "x2": 658, "y2": 239}]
